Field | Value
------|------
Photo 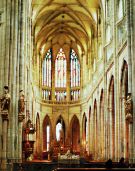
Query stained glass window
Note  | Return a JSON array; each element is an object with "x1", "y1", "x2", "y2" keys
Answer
[
  {"x1": 70, "y1": 49, "x2": 80, "y2": 101},
  {"x1": 42, "y1": 49, "x2": 52, "y2": 100},
  {"x1": 70, "y1": 49, "x2": 80, "y2": 87},
  {"x1": 55, "y1": 48, "x2": 66, "y2": 88},
  {"x1": 42, "y1": 49, "x2": 52, "y2": 87},
  {"x1": 42, "y1": 48, "x2": 80, "y2": 102}
]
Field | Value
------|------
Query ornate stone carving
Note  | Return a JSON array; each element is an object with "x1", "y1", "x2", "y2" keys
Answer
[
  {"x1": 18, "y1": 90, "x2": 25, "y2": 114},
  {"x1": 18, "y1": 90, "x2": 25, "y2": 122},
  {"x1": 125, "y1": 93, "x2": 133, "y2": 124},
  {"x1": 0, "y1": 86, "x2": 10, "y2": 112},
  {"x1": 18, "y1": 113, "x2": 25, "y2": 122},
  {"x1": 0, "y1": 86, "x2": 10, "y2": 120},
  {"x1": 1, "y1": 110, "x2": 8, "y2": 120}
]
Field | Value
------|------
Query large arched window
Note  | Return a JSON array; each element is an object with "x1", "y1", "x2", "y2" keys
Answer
[
  {"x1": 42, "y1": 49, "x2": 52, "y2": 87},
  {"x1": 55, "y1": 48, "x2": 67, "y2": 101},
  {"x1": 55, "y1": 48, "x2": 66, "y2": 88},
  {"x1": 42, "y1": 49, "x2": 52, "y2": 100},
  {"x1": 70, "y1": 49, "x2": 80, "y2": 101},
  {"x1": 70, "y1": 49, "x2": 80, "y2": 87}
]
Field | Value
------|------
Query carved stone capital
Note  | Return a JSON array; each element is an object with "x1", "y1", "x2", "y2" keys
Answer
[
  {"x1": 18, "y1": 113, "x2": 25, "y2": 122},
  {"x1": 1, "y1": 110, "x2": 9, "y2": 120}
]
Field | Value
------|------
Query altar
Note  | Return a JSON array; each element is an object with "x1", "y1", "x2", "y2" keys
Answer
[{"x1": 58, "y1": 151, "x2": 80, "y2": 165}]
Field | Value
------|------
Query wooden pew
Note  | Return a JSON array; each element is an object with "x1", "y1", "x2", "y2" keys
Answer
[{"x1": 53, "y1": 168, "x2": 135, "y2": 171}]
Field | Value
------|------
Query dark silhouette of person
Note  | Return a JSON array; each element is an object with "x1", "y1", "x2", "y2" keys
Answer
[
  {"x1": 105, "y1": 159, "x2": 113, "y2": 168},
  {"x1": 118, "y1": 157, "x2": 127, "y2": 168}
]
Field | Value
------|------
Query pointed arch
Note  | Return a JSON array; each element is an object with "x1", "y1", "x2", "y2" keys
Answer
[
  {"x1": 93, "y1": 99, "x2": 98, "y2": 158},
  {"x1": 107, "y1": 75, "x2": 115, "y2": 159},
  {"x1": 89, "y1": 106, "x2": 91, "y2": 140},
  {"x1": 99, "y1": 89, "x2": 104, "y2": 159},
  {"x1": 43, "y1": 115, "x2": 52, "y2": 151},
  {"x1": 70, "y1": 115, "x2": 80, "y2": 152},
  {"x1": 88, "y1": 106, "x2": 91, "y2": 155}
]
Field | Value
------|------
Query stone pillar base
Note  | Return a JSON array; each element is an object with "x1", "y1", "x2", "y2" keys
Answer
[
  {"x1": 1, "y1": 158, "x2": 7, "y2": 170},
  {"x1": 18, "y1": 113, "x2": 25, "y2": 122},
  {"x1": 1, "y1": 110, "x2": 8, "y2": 120}
]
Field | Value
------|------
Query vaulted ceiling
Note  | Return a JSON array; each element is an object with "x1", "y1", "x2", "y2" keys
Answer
[{"x1": 32, "y1": 0, "x2": 100, "y2": 59}]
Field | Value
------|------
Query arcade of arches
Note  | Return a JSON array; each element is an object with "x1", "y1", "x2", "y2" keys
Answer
[{"x1": 0, "y1": 0, "x2": 135, "y2": 170}]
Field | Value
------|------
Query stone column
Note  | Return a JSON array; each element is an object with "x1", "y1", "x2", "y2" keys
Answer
[
  {"x1": 19, "y1": 0, "x2": 25, "y2": 90},
  {"x1": 87, "y1": 108, "x2": 90, "y2": 156},
  {"x1": 113, "y1": 0, "x2": 119, "y2": 162},
  {"x1": 89, "y1": 105, "x2": 93, "y2": 156},
  {"x1": 18, "y1": 114, "x2": 25, "y2": 162},
  {"x1": 126, "y1": 0, "x2": 134, "y2": 163},
  {"x1": 131, "y1": 0, "x2": 135, "y2": 164},
  {"x1": 1, "y1": 111, "x2": 8, "y2": 171},
  {"x1": 126, "y1": 0, "x2": 132, "y2": 93},
  {"x1": 66, "y1": 52, "x2": 71, "y2": 102}
]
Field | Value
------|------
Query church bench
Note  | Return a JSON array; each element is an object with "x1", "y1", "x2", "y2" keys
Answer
[{"x1": 53, "y1": 168, "x2": 135, "y2": 171}]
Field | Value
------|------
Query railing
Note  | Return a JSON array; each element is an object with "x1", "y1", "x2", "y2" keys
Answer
[{"x1": 42, "y1": 99, "x2": 81, "y2": 105}]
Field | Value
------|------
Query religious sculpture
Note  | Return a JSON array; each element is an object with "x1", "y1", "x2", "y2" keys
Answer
[
  {"x1": 0, "y1": 86, "x2": 10, "y2": 111},
  {"x1": 125, "y1": 93, "x2": 133, "y2": 124},
  {"x1": 18, "y1": 90, "x2": 25, "y2": 114}
]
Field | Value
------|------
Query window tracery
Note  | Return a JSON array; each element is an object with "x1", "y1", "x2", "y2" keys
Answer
[{"x1": 42, "y1": 48, "x2": 80, "y2": 102}]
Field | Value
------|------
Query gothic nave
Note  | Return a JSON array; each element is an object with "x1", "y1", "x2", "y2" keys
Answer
[{"x1": 0, "y1": 0, "x2": 135, "y2": 170}]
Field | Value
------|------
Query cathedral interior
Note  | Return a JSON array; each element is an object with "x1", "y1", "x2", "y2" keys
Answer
[{"x1": 0, "y1": 0, "x2": 135, "y2": 170}]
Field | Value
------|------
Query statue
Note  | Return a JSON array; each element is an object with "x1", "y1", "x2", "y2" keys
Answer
[
  {"x1": 18, "y1": 90, "x2": 25, "y2": 114},
  {"x1": 125, "y1": 93, "x2": 133, "y2": 124},
  {"x1": 0, "y1": 86, "x2": 10, "y2": 111}
]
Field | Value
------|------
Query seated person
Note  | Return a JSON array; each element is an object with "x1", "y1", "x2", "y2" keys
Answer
[
  {"x1": 105, "y1": 159, "x2": 112, "y2": 168},
  {"x1": 118, "y1": 157, "x2": 127, "y2": 168}
]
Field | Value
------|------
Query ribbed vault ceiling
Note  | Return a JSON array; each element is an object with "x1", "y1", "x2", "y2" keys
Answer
[{"x1": 32, "y1": 0, "x2": 100, "y2": 59}]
